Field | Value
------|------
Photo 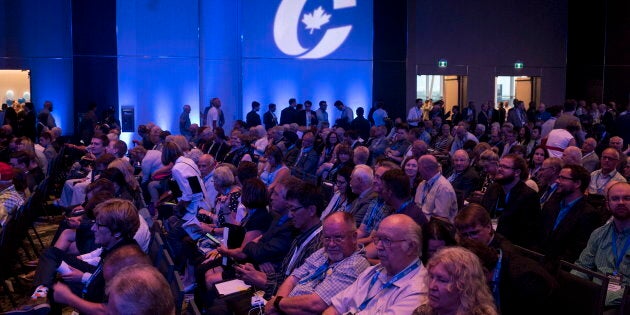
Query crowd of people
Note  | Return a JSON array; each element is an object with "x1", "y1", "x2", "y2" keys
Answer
[{"x1": 2, "y1": 96, "x2": 630, "y2": 314}]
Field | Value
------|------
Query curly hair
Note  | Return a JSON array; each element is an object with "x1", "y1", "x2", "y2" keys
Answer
[{"x1": 425, "y1": 247, "x2": 497, "y2": 315}]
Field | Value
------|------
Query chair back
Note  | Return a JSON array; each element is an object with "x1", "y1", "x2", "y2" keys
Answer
[
  {"x1": 512, "y1": 244, "x2": 545, "y2": 264},
  {"x1": 149, "y1": 232, "x2": 165, "y2": 264},
  {"x1": 554, "y1": 260, "x2": 608, "y2": 315},
  {"x1": 155, "y1": 248, "x2": 175, "y2": 282},
  {"x1": 170, "y1": 270, "x2": 185, "y2": 315}
]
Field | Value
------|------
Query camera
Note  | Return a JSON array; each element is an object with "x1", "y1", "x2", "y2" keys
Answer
[{"x1": 197, "y1": 213, "x2": 213, "y2": 224}]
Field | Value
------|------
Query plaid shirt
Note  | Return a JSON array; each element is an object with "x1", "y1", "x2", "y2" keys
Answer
[{"x1": 0, "y1": 185, "x2": 25, "y2": 227}]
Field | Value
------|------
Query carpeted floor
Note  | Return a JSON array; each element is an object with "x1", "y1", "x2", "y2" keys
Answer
[{"x1": 0, "y1": 215, "x2": 76, "y2": 314}]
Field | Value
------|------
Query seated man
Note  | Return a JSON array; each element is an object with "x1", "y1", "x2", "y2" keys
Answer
[
  {"x1": 265, "y1": 212, "x2": 370, "y2": 314},
  {"x1": 106, "y1": 264, "x2": 175, "y2": 315},
  {"x1": 323, "y1": 214, "x2": 428, "y2": 314},
  {"x1": 575, "y1": 181, "x2": 630, "y2": 307}
]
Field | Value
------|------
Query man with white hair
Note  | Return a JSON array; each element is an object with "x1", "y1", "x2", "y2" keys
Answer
[
  {"x1": 323, "y1": 214, "x2": 428, "y2": 314},
  {"x1": 414, "y1": 155, "x2": 458, "y2": 221},
  {"x1": 562, "y1": 146, "x2": 583, "y2": 166},
  {"x1": 581, "y1": 137, "x2": 599, "y2": 173},
  {"x1": 347, "y1": 165, "x2": 377, "y2": 227}
]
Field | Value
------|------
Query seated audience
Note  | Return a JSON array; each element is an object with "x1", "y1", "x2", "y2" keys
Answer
[
  {"x1": 265, "y1": 212, "x2": 371, "y2": 314},
  {"x1": 323, "y1": 214, "x2": 428, "y2": 314}
]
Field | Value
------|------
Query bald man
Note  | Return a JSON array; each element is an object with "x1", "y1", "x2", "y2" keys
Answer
[
  {"x1": 581, "y1": 137, "x2": 599, "y2": 172},
  {"x1": 414, "y1": 155, "x2": 458, "y2": 221},
  {"x1": 323, "y1": 214, "x2": 428, "y2": 315}
]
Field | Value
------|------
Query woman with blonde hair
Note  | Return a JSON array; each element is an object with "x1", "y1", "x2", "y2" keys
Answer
[{"x1": 414, "y1": 247, "x2": 497, "y2": 315}]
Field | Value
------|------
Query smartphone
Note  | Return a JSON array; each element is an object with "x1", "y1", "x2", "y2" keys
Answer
[{"x1": 205, "y1": 233, "x2": 221, "y2": 245}]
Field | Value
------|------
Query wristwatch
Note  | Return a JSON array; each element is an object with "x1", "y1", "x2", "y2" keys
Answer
[{"x1": 274, "y1": 296, "x2": 284, "y2": 313}]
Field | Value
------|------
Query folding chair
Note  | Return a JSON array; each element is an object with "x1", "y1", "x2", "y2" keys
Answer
[{"x1": 553, "y1": 260, "x2": 609, "y2": 315}]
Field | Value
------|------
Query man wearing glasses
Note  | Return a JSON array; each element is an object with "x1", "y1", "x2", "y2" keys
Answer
[
  {"x1": 539, "y1": 165, "x2": 600, "y2": 263},
  {"x1": 324, "y1": 214, "x2": 428, "y2": 315},
  {"x1": 266, "y1": 212, "x2": 370, "y2": 314},
  {"x1": 481, "y1": 154, "x2": 541, "y2": 249}
]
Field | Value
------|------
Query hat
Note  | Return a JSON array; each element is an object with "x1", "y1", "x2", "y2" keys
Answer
[{"x1": 0, "y1": 162, "x2": 14, "y2": 181}]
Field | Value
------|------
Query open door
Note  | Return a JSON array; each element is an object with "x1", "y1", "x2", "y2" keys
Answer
[
  {"x1": 417, "y1": 74, "x2": 467, "y2": 114},
  {"x1": 0, "y1": 70, "x2": 31, "y2": 104}
]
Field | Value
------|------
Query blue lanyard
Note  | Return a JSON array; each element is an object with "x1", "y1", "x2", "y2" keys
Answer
[
  {"x1": 490, "y1": 249, "x2": 503, "y2": 307},
  {"x1": 357, "y1": 260, "x2": 420, "y2": 311},
  {"x1": 396, "y1": 199, "x2": 413, "y2": 214},
  {"x1": 276, "y1": 214, "x2": 290, "y2": 226},
  {"x1": 82, "y1": 263, "x2": 102, "y2": 298},
  {"x1": 611, "y1": 228, "x2": 630, "y2": 273},
  {"x1": 298, "y1": 260, "x2": 330, "y2": 285},
  {"x1": 421, "y1": 176, "x2": 439, "y2": 205}
]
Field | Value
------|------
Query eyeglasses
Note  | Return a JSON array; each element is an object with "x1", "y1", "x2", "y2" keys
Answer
[
  {"x1": 321, "y1": 233, "x2": 350, "y2": 244},
  {"x1": 372, "y1": 236, "x2": 406, "y2": 248},
  {"x1": 287, "y1": 205, "x2": 305, "y2": 213},
  {"x1": 602, "y1": 156, "x2": 619, "y2": 161},
  {"x1": 459, "y1": 228, "x2": 483, "y2": 238},
  {"x1": 497, "y1": 164, "x2": 516, "y2": 170},
  {"x1": 558, "y1": 175, "x2": 577, "y2": 181},
  {"x1": 91, "y1": 220, "x2": 107, "y2": 228}
]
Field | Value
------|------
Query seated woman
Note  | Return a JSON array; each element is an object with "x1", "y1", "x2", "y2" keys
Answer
[
  {"x1": 194, "y1": 178, "x2": 273, "y2": 308},
  {"x1": 320, "y1": 165, "x2": 356, "y2": 219},
  {"x1": 259, "y1": 145, "x2": 290, "y2": 190},
  {"x1": 316, "y1": 144, "x2": 354, "y2": 182},
  {"x1": 199, "y1": 165, "x2": 242, "y2": 235},
  {"x1": 223, "y1": 130, "x2": 253, "y2": 167},
  {"x1": 414, "y1": 247, "x2": 498, "y2": 315}
]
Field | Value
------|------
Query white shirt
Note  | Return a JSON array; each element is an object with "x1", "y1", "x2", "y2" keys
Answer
[
  {"x1": 206, "y1": 107, "x2": 219, "y2": 129},
  {"x1": 406, "y1": 106, "x2": 423, "y2": 127}
]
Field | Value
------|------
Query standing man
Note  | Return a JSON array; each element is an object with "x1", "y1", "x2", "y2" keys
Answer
[
  {"x1": 298, "y1": 100, "x2": 318, "y2": 128},
  {"x1": 205, "y1": 98, "x2": 224, "y2": 131},
  {"x1": 333, "y1": 100, "x2": 353, "y2": 130},
  {"x1": 323, "y1": 214, "x2": 428, "y2": 315},
  {"x1": 280, "y1": 98, "x2": 298, "y2": 126},
  {"x1": 37, "y1": 100, "x2": 56, "y2": 136},
  {"x1": 263, "y1": 103, "x2": 279, "y2": 130},
  {"x1": 246, "y1": 101, "x2": 262, "y2": 128},
  {"x1": 481, "y1": 154, "x2": 542, "y2": 249},
  {"x1": 407, "y1": 98, "x2": 424, "y2": 127},
  {"x1": 179, "y1": 104, "x2": 192, "y2": 139},
  {"x1": 315, "y1": 101, "x2": 329, "y2": 129},
  {"x1": 575, "y1": 182, "x2": 630, "y2": 307}
]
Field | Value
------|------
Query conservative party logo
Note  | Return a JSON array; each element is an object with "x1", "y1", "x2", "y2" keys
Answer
[{"x1": 273, "y1": 0, "x2": 356, "y2": 59}]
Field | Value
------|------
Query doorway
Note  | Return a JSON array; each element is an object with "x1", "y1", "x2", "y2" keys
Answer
[
  {"x1": 495, "y1": 76, "x2": 541, "y2": 109},
  {"x1": 417, "y1": 75, "x2": 467, "y2": 114}
]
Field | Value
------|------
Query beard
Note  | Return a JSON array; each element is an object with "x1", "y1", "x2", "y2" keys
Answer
[
  {"x1": 495, "y1": 173, "x2": 515, "y2": 185},
  {"x1": 612, "y1": 205, "x2": 630, "y2": 221}
]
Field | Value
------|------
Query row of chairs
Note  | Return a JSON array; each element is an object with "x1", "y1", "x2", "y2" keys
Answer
[
  {"x1": 512, "y1": 244, "x2": 630, "y2": 315},
  {"x1": 149, "y1": 231, "x2": 200, "y2": 315}
]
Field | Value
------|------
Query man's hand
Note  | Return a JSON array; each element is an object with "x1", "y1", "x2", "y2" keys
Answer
[
  {"x1": 60, "y1": 266, "x2": 84, "y2": 283},
  {"x1": 258, "y1": 262, "x2": 275, "y2": 274},
  {"x1": 265, "y1": 296, "x2": 280, "y2": 315},
  {"x1": 234, "y1": 263, "x2": 267, "y2": 287},
  {"x1": 52, "y1": 282, "x2": 76, "y2": 305}
]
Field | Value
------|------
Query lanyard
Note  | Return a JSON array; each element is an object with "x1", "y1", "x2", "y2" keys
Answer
[
  {"x1": 298, "y1": 260, "x2": 331, "y2": 285},
  {"x1": 357, "y1": 260, "x2": 420, "y2": 311},
  {"x1": 595, "y1": 172, "x2": 615, "y2": 194},
  {"x1": 490, "y1": 249, "x2": 503, "y2": 307},
  {"x1": 81, "y1": 263, "x2": 102, "y2": 298},
  {"x1": 285, "y1": 226, "x2": 322, "y2": 275},
  {"x1": 396, "y1": 199, "x2": 413, "y2": 214},
  {"x1": 611, "y1": 228, "x2": 630, "y2": 273},
  {"x1": 553, "y1": 197, "x2": 581, "y2": 230},
  {"x1": 421, "y1": 175, "x2": 439, "y2": 205}
]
